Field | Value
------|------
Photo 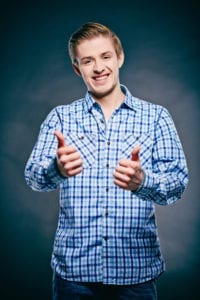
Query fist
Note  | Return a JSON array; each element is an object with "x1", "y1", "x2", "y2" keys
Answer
[
  {"x1": 54, "y1": 130, "x2": 83, "y2": 177},
  {"x1": 113, "y1": 146, "x2": 144, "y2": 191}
]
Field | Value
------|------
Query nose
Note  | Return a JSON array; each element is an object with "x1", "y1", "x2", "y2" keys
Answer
[{"x1": 93, "y1": 59, "x2": 104, "y2": 73}]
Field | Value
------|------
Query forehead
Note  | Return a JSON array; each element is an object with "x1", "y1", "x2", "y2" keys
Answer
[{"x1": 76, "y1": 35, "x2": 116, "y2": 58}]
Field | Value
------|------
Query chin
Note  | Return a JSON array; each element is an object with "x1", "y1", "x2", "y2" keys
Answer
[{"x1": 90, "y1": 85, "x2": 116, "y2": 99}]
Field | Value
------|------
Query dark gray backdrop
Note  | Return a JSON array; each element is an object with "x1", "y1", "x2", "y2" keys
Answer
[{"x1": 0, "y1": 1, "x2": 199, "y2": 299}]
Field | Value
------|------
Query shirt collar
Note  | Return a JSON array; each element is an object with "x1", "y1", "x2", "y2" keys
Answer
[
  {"x1": 83, "y1": 84, "x2": 138, "y2": 113},
  {"x1": 120, "y1": 85, "x2": 137, "y2": 111},
  {"x1": 83, "y1": 91, "x2": 96, "y2": 113}
]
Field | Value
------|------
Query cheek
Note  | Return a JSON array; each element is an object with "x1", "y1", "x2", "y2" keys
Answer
[
  {"x1": 80, "y1": 68, "x2": 92, "y2": 80},
  {"x1": 78, "y1": 71, "x2": 88, "y2": 83},
  {"x1": 111, "y1": 61, "x2": 120, "y2": 71},
  {"x1": 113, "y1": 65, "x2": 120, "y2": 77},
  {"x1": 81, "y1": 74, "x2": 92, "y2": 88}
]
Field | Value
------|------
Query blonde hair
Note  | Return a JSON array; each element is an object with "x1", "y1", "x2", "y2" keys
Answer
[{"x1": 68, "y1": 22, "x2": 124, "y2": 64}]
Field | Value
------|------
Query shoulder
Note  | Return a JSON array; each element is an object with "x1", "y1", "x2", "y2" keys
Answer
[
  {"x1": 132, "y1": 95, "x2": 170, "y2": 118},
  {"x1": 40, "y1": 98, "x2": 85, "y2": 129},
  {"x1": 49, "y1": 97, "x2": 85, "y2": 117},
  {"x1": 123, "y1": 85, "x2": 166, "y2": 115}
]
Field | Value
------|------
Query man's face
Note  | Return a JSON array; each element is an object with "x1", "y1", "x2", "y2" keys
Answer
[{"x1": 73, "y1": 35, "x2": 124, "y2": 100}]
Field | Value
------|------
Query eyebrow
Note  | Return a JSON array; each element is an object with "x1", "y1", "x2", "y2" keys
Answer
[
  {"x1": 80, "y1": 56, "x2": 92, "y2": 62},
  {"x1": 80, "y1": 51, "x2": 113, "y2": 62},
  {"x1": 101, "y1": 51, "x2": 113, "y2": 56}
]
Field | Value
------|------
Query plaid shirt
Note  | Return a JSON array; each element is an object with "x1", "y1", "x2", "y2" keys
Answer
[{"x1": 25, "y1": 85, "x2": 188, "y2": 285}]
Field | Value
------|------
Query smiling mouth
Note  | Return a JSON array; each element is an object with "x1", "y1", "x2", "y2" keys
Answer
[{"x1": 93, "y1": 74, "x2": 109, "y2": 81}]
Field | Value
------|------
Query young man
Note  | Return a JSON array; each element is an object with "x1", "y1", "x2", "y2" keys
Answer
[{"x1": 25, "y1": 22, "x2": 188, "y2": 299}]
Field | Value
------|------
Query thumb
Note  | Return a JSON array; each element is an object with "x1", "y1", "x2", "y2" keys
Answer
[
  {"x1": 131, "y1": 146, "x2": 140, "y2": 161},
  {"x1": 54, "y1": 130, "x2": 66, "y2": 148}
]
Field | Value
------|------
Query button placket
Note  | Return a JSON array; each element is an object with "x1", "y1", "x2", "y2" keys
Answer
[{"x1": 105, "y1": 211, "x2": 109, "y2": 217}]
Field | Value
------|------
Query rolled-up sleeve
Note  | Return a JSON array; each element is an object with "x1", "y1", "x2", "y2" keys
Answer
[
  {"x1": 24, "y1": 107, "x2": 66, "y2": 192},
  {"x1": 135, "y1": 107, "x2": 188, "y2": 205}
]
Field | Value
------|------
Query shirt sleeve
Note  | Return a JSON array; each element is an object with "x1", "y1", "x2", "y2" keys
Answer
[
  {"x1": 135, "y1": 107, "x2": 189, "y2": 205},
  {"x1": 24, "y1": 107, "x2": 66, "y2": 192}
]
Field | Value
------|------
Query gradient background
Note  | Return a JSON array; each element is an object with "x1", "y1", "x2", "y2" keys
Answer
[{"x1": 0, "y1": 0, "x2": 199, "y2": 299}]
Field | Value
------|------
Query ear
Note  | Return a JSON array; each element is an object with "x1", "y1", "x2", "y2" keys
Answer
[
  {"x1": 118, "y1": 51, "x2": 124, "y2": 69},
  {"x1": 72, "y1": 63, "x2": 82, "y2": 77}
]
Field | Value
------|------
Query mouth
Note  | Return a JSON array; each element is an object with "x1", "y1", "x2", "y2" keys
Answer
[{"x1": 92, "y1": 73, "x2": 110, "y2": 81}]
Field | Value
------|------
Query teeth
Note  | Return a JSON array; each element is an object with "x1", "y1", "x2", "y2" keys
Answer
[{"x1": 94, "y1": 75, "x2": 108, "y2": 81}]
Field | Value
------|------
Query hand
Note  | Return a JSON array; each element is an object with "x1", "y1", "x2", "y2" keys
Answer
[
  {"x1": 54, "y1": 130, "x2": 83, "y2": 177},
  {"x1": 113, "y1": 146, "x2": 144, "y2": 191}
]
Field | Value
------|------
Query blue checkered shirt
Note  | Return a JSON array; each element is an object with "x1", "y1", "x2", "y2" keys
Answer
[{"x1": 25, "y1": 85, "x2": 188, "y2": 285}]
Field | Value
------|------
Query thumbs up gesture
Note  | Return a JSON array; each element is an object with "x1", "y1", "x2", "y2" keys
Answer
[
  {"x1": 113, "y1": 146, "x2": 144, "y2": 191},
  {"x1": 54, "y1": 130, "x2": 83, "y2": 177}
]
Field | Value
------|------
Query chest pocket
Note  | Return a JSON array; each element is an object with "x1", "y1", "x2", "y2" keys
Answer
[
  {"x1": 65, "y1": 132, "x2": 96, "y2": 168},
  {"x1": 121, "y1": 132, "x2": 153, "y2": 168}
]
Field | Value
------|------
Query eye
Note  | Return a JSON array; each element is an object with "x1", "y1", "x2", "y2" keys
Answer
[
  {"x1": 87, "y1": 59, "x2": 92, "y2": 64},
  {"x1": 102, "y1": 52, "x2": 112, "y2": 60},
  {"x1": 81, "y1": 58, "x2": 92, "y2": 65},
  {"x1": 103, "y1": 55, "x2": 111, "y2": 60}
]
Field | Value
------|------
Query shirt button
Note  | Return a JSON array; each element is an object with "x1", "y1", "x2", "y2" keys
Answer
[
  {"x1": 100, "y1": 119, "x2": 104, "y2": 123},
  {"x1": 106, "y1": 163, "x2": 109, "y2": 168},
  {"x1": 107, "y1": 141, "x2": 110, "y2": 146},
  {"x1": 106, "y1": 187, "x2": 109, "y2": 192}
]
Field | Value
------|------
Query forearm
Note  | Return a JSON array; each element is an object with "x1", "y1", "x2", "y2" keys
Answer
[
  {"x1": 25, "y1": 156, "x2": 66, "y2": 192},
  {"x1": 24, "y1": 106, "x2": 68, "y2": 191},
  {"x1": 135, "y1": 167, "x2": 188, "y2": 205}
]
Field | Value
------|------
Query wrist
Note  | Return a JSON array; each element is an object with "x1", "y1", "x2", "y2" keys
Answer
[{"x1": 55, "y1": 158, "x2": 68, "y2": 178}]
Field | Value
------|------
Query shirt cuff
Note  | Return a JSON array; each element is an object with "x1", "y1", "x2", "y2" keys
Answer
[
  {"x1": 134, "y1": 170, "x2": 157, "y2": 199},
  {"x1": 46, "y1": 158, "x2": 67, "y2": 185}
]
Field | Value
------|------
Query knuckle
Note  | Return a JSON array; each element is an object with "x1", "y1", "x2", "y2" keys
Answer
[
  {"x1": 59, "y1": 157, "x2": 65, "y2": 164},
  {"x1": 130, "y1": 169, "x2": 135, "y2": 176},
  {"x1": 67, "y1": 170, "x2": 73, "y2": 176},
  {"x1": 61, "y1": 157, "x2": 68, "y2": 165},
  {"x1": 126, "y1": 176, "x2": 131, "y2": 183},
  {"x1": 64, "y1": 163, "x2": 70, "y2": 170}
]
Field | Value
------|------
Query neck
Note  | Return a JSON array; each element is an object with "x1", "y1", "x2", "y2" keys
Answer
[{"x1": 92, "y1": 85, "x2": 125, "y2": 120}]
